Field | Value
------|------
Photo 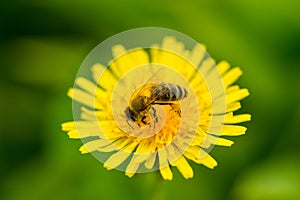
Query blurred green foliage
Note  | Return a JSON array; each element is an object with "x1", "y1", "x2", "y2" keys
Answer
[{"x1": 1, "y1": 0, "x2": 300, "y2": 200}]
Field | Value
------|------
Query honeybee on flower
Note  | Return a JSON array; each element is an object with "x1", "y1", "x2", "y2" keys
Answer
[
  {"x1": 126, "y1": 68, "x2": 188, "y2": 127},
  {"x1": 62, "y1": 28, "x2": 250, "y2": 180}
]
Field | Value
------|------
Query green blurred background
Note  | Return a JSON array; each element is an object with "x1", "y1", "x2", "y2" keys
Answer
[{"x1": 1, "y1": 0, "x2": 300, "y2": 200}]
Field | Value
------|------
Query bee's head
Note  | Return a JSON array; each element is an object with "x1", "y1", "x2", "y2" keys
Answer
[{"x1": 127, "y1": 96, "x2": 151, "y2": 126}]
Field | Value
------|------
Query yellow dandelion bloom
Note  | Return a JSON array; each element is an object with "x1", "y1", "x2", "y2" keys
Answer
[{"x1": 61, "y1": 28, "x2": 250, "y2": 180}]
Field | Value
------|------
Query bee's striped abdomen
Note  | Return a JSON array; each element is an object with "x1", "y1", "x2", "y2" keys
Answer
[{"x1": 159, "y1": 83, "x2": 187, "y2": 101}]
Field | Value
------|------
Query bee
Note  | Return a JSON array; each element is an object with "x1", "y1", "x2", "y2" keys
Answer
[{"x1": 126, "y1": 81, "x2": 188, "y2": 127}]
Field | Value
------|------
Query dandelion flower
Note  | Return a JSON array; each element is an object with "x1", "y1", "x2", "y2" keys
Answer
[{"x1": 62, "y1": 29, "x2": 250, "y2": 180}]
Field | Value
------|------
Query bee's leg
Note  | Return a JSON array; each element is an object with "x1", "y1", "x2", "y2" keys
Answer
[
  {"x1": 149, "y1": 107, "x2": 158, "y2": 129},
  {"x1": 141, "y1": 116, "x2": 150, "y2": 125},
  {"x1": 126, "y1": 119, "x2": 134, "y2": 129},
  {"x1": 151, "y1": 107, "x2": 158, "y2": 123},
  {"x1": 176, "y1": 110, "x2": 181, "y2": 117},
  {"x1": 153, "y1": 102, "x2": 173, "y2": 105}
]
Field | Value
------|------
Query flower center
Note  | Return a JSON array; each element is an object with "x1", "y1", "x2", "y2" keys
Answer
[
  {"x1": 126, "y1": 103, "x2": 182, "y2": 152},
  {"x1": 153, "y1": 104, "x2": 181, "y2": 146}
]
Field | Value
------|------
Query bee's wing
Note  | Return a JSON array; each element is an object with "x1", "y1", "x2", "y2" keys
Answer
[
  {"x1": 142, "y1": 85, "x2": 171, "y2": 108},
  {"x1": 146, "y1": 67, "x2": 168, "y2": 84},
  {"x1": 133, "y1": 68, "x2": 170, "y2": 107},
  {"x1": 133, "y1": 67, "x2": 167, "y2": 97}
]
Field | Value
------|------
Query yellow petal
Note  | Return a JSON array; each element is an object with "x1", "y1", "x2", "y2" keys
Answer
[
  {"x1": 80, "y1": 107, "x2": 110, "y2": 121},
  {"x1": 63, "y1": 120, "x2": 117, "y2": 139},
  {"x1": 80, "y1": 107, "x2": 96, "y2": 121},
  {"x1": 114, "y1": 137, "x2": 135, "y2": 150},
  {"x1": 97, "y1": 143, "x2": 121, "y2": 152},
  {"x1": 149, "y1": 44, "x2": 159, "y2": 63},
  {"x1": 159, "y1": 166, "x2": 173, "y2": 180},
  {"x1": 189, "y1": 43, "x2": 206, "y2": 68},
  {"x1": 161, "y1": 36, "x2": 183, "y2": 53},
  {"x1": 67, "y1": 88, "x2": 102, "y2": 110},
  {"x1": 125, "y1": 172, "x2": 135, "y2": 178},
  {"x1": 161, "y1": 36, "x2": 183, "y2": 52},
  {"x1": 184, "y1": 146, "x2": 202, "y2": 162},
  {"x1": 171, "y1": 156, "x2": 194, "y2": 179},
  {"x1": 91, "y1": 63, "x2": 106, "y2": 84},
  {"x1": 165, "y1": 144, "x2": 181, "y2": 162},
  {"x1": 61, "y1": 121, "x2": 76, "y2": 131},
  {"x1": 226, "y1": 88, "x2": 249, "y2": 104},
  {"x1": 225, "y1": 114, "x2": 251, "y2": 124},
  {"x1": 198, "y1": 57, "x2": 215, "y2": 77},
  {"x1": 99, "y1": 120, "x2": 116, "y2": 129},
  {"x1": 184, "y1": 147, "x2": 217, "y2": 169},
  {"x1": 144, "y1": 152, "x2": 157, "y2": 169},
  {"x1": 199, "y1": 153, "x2": 218, "y2": 169},
  {"x1": 226, "y1": 102, "x2": 241, "y2": 112},
  {"x1": 98, "y1": 68, "x2": 118, "y2": 91},
  {"x1": 217, "y1": 60, "x2": 230, "y2": 75},
  {"x1": 125, "y1": 154, "x2": 148, "y2": 178},
  {"x1": 226, "y1": 85, "x2": 240, "y2": 94},
  {"x1": 135, "y1": 139, "x2": 156, "y2": 154},
  {"x1": 220, "y1": 125, "x2": 247, "y2": 136},
  {"x1": 158, "y1": 148, "x2": 168, "y2": 168},
  {"x1": 222, "y1": 67, "x2": 243, "y2": 88},
  {"x1": 67, "y1": 129, "x2": 102, "y2": 139},
  {"x1": 190, "y1": 131, "x2": 206, "y2": 146},
  {"x1": 104, "y1": 151, "x2": 131, "y2": 170},
  {"x1": 125, "y1": 156, "x2": 140, "y2": 177},
  {"x1": 62, "y1": 121, "x2": 101, "y2": 131},
  {"x1": 202, "y1": 134, "x2": 233, "y2": 148},
  {"x1": 104, "y1": 131, "x2": 127, "y2": 144},
  {"x1": 215, "y1": 138, "x2": 234, "y2": 146},
  {"x1": 104, "y1": 141, "x2": 138, "y2": 170},
  {"x1": 110, "y1": 48, "x2": 149, "y2": 78},
  {"x1": 161, "y1": 37, "x2": 190, "y2": 59},
  {"x1": 112, "y1": 44, "x2": 127, "y2": 58},
  {"x1": 66, "y1": 130, "x2": 80, "y2": 139},
  {"x1": 189, "y1": 71, "x2": 206, "y2": 90},
  {"x1": 154, "y1": 50, "x2": 192, "y2": 79},
  {"x1": 79, "y1": 139, "x2": 114, "y2": 154},
  {"x1": 75, "y1": 77, "x2": 102, "y2": 96}
]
